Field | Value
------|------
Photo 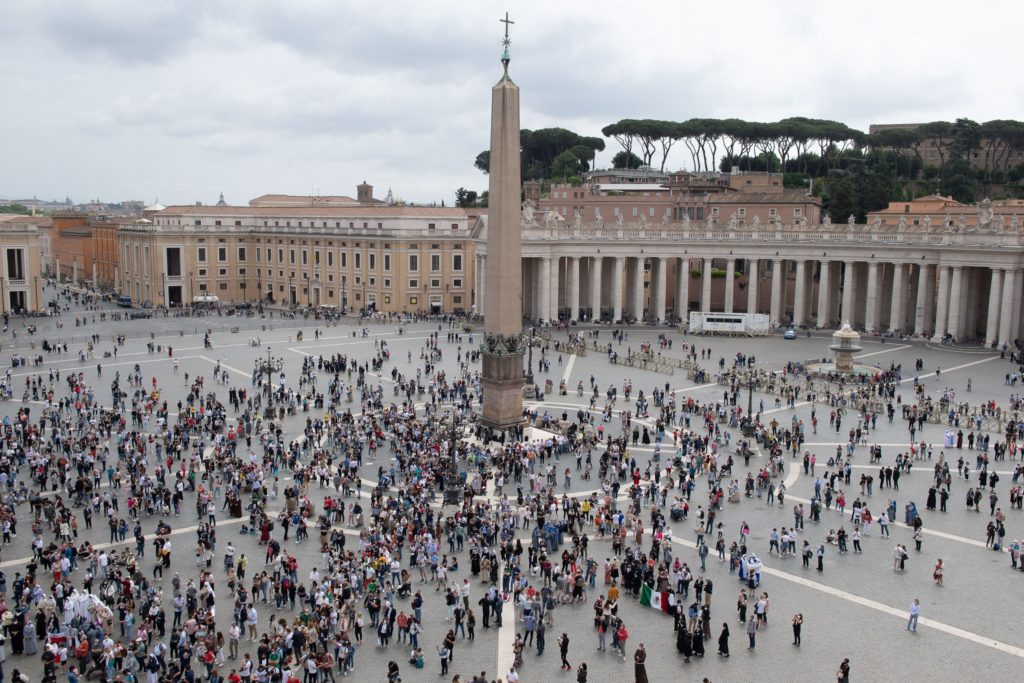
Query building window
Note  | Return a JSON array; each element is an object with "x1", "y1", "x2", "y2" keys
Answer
[
  {"x1": 218, "y1": 268, "x2": 227, "y2": 276},
  {"x1": 237, "y1": 247, "x2": 246, "y2": 262},
  {"x1": 327, "y1": 252, "x2": 333, "y2": 267},
  {"x1": 238, "y1": 268, "x2": 246, "y2": 276},
  {"x1": 355, "y1": 253, "x2": 361, "y2": 269},
  {"x1": 453, "y1": 278, "x2": 462, "y2": 288},
  {"x1": 431, "y1": 254, "x2": 441, "y2": 272},
  {"x1": 383, "y1": 278, "x2": 391, "y2": 288},
  {"x1": 340, "y1": 253, "x2": 347, "y2": 268},
  {"x1": 711, "y1": 207, "x2": 719, "y2": 216},
  {"x1": 451, "y1": 223, "x2": 458, "y2": 230},
  {"x1": 369, "y1": 277, "x2": 376, "y2": 286},
  {"x1": 217, "y1": 247, "x2": 227, "y2": 261},
  {"x1": 409, "y1": 255, "x2": 419, "y2": 272},
  {"x1": 369, "y1": 254, "x2": 376, "y2": 270},
  {"x1": 430, "y1": 279, "x2": 441, "y2": 288},
  {"x1": 738, "y1": 208, "x2": 746, "y2": 217},
  {"x1": 453, "y1": 254, "x2": 463, "y2": 271},
  {"x1": 197, "y1": 247, "x2": 207, "y2": 262},
  {"x1": 408, "y1": 279, "x2": 418, "y2": 289},
  {"x1": 453, "y1": 295, "x2": 462, "y2": 304},
  {"x1": 428, "y1": 223, "x2": 436, "y2": 231},
  {"x1": 768, "y1": 208, "x2": 777, "y2": 216},
  {"x1": 198, "y1": 269, "x2": 207, "y2": 277},
  {"x1": 289, "y1": 249, "x2": 295, "y2": 264},
  {"x1": 794, "y1": 208, "x2": 803, "y2": 217},
  {"x1": 383, "y1": 254, "x2": 391, "y2": 271},
  {"x1": 219, "y1": 283, "x2": 227, "y2": 290}
]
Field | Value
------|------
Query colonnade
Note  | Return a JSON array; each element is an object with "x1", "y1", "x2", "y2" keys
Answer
[{"x1": 475, "y1": 252, "x2": 1024, "y2": 345}]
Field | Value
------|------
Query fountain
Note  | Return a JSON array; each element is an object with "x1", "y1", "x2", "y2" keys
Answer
[
  {"x1": 804, "y1": 323, "x2": 876, "y2": 377},
  {"x1": 830, "y1": 323, "x2": 862, "y2": 373}
]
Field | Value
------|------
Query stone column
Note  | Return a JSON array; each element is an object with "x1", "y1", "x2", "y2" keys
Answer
[
  {"x1": 612, "y1": 256, "x2": 624, "y2": 322},
  {"x1": 746, "y1": 259, "x2": 759, "y2": 314},
  {"x1": 549, "y1": 257, "x2": 561, "y2": 323},
  {"x1": 985, "y1": 267, "x2": 1003, "y2": 346},
  {"x1": 539, "y1": 256, "x2": 552, "y2": 323},
  {"x1": 841, "y1": 261, "x2": 856, "y2": 325},
  {"x1": 654, "y1": 257, "x2": 667, "y2": 322},
  {"x1": 864, "y1": 262, "x2": 879, "y2": 331},
  {"x1": 914, "y1": 264, "x2": 930, "y2": 336},
  {"x1": 568, "y1": 256, "x2": 580, "y2": 322},
  {"x1": 724, "y1": 258, "x2": 736, "y2": 313},
  {"x1": 770, "y1": 260, "x2": 783, "y2": 325},
  {"x1": 817, "y1": 261, "x2": 831, "y2": 328},
  {"x1": 72, "y1": 260, "x2": 78, "y2": 283},
  {"x1": 92, "y1": 262, "x2": 97, "y2": 286},
  {"x1": 946, "y1": 266, "x2": 964, "y2": 341},
  {"x1": 633, "y1": 257, "x2": 645, "y2": 321},
  {"x1": 701, "y1": 258, "x2": 713, "y2": 312},
  {"x1": 932, "y1": 265, "x2": 951, "y2": 340},
  {"x1": 676, "y1": 258, "x2": 690, "y2": 323},
  {"x1": 793, "y1": 260, "x2": 807, "y2": 326},
  {"x1": 476, "y1": 255, "x2": 486, "y2": 317},
  {"x1": 589, "y1": 257, "x2": 602, "y2": 322},
  {"x1": 999, "y1": 268, "x2": 1018, "y2": 347},
  {"x1": 56, "y1": 258, "x2": 61, "y2": 281},
  {"x1": 889, "y1": 263, "x2": 906, "y2": 334}
]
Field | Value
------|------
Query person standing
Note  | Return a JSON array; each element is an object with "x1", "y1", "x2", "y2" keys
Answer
[
  {"x1": 717, "y1": 623, "x2": 730, "y2": 657},
  {"x1": 558, "y1": 633, "x2": 571, "y2": 671},
  {"x1": 792, "y1": 613, "x2": 803, "y2": 646},
  {"x1": 816, "y1": 543, "x2": 825, "y2": 572},
  {"x1": 906, "y1": 599, "x2": 921, "y2": 632},
  {"x1": 933, "y1": 559, "x2": 944, "y2": 586},
  {"x1": 633, "y1": 644, "x2": 648, "y2": 683},
  {"x1": 745, "y1": 615, "x2": 757, "y2": 650},
  {"x1": 837, "y1": 658, "x2": 851, "y2": 682}
]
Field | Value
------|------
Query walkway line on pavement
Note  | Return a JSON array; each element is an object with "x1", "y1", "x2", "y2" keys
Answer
[
  {"x1": 495, "y1": 567, "x2": 516, "y2": 676},
  {"x1": 781, "y1": 492, "x2": 995, "y2": 552},
  {"x1": 287, "y1": 335, "x2": 432, "y2": 354},
  {"x1": 561, "y1": 354, "x2": 576, "y2": 385},
  {"x1": 10, "y1": 355, "x2": 207, "y2": 379},
  {"x1": 0, "y1": 513, "x2": 250, "y2": 569},
  {"x1": 904, "y1": 356, "x2": 998, "y2": 382},
  {"x1": 668, "y1": 535, "x2": 1024, "y2": 660},
  {"x1": 854, "y1": 344, "x2": 910, "y2": 359},
  {"x1": 198, "y1": 356, "x2": 250, "y2": 379}
]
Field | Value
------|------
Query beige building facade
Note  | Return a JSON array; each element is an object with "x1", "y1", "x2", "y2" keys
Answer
[
  {"x1": 0, "y1": 216, "x2": 43, "y2": 313},
  {"x1": 118, "y1": 203, "x2": 473, "y2": 314}
]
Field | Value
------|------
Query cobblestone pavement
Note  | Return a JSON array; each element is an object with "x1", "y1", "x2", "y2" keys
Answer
[{"x1": 0, "y1": 287, "x2": 1021, "y2": 683}]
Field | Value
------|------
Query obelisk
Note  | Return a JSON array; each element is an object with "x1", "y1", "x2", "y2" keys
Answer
[{"x1": 480, "y1": 14, "x2": 524, "y2": 430}]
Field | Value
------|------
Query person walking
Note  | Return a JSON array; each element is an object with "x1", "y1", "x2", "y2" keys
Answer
[
  {"x1": 906, "y1": 598, "x2": 921, "y2": 633},
  {"x1": 745, "y1": 615, "x2": 757, "y2": 650},
  {"x1": 792, "y1": 613, "x2": 803, "y2": 646},
  {"x1": 633, "y1": 644, "x2": 648, "y2": 683},
  {"x1": 816, "y1": 543, "x2": 825, "y2": 572},
  {"x1": 717, "y1": 623, "x2": 730, "y2": 657}
]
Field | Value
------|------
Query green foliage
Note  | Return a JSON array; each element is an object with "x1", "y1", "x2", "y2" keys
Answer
[
  {"x1": 549, "y1": 150, "x2": 582, "y2": 180},
  {"x1": 612, "y1": 150, "x2": 643, "y2": 169},
  {"x1": 474, "y1": 128, "x2": 604, "y2": 181},
  {"x1": 454, "y1": 188, "x2": 478, "y2": 208},
  {"x1": 0, "y1": 204, "x2": 29, "y2": 214}
]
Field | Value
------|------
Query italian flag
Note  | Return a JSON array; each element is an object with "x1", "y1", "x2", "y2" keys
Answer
[{"x1": 639, "y1": 584, "x2": 674, "y2": 613}]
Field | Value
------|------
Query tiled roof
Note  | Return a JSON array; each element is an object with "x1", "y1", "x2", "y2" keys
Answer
[{"x1": 158, "y1": 205, "x2": 468, "y2": 218}]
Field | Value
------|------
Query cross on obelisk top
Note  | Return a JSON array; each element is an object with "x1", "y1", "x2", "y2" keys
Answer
[{"x1": 500, "y1": 12, "x2": 514, "y2": 71}]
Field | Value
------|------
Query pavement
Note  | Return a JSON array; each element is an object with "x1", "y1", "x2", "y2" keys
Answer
[{"x1": 0, "y1": 282, "x2": 1021, "y2": 682}]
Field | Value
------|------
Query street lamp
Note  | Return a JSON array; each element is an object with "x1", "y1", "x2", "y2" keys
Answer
[
  {"x1": 526, "y1": 327, "x2": 536, "y2": 386},
  {"x1": 263, "y1": 346, "x2": 276, "y2": 419}
]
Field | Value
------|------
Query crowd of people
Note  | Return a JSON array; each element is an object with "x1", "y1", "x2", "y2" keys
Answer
[{"x1": 0, "y1": 286, "x2": 1018, "y2": 683}]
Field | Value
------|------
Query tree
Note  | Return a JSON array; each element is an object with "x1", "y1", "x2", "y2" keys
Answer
[
  {"x1": 917, "y1": 121, "x2": 953, "y2": 170},
  {"x1": 454, "y1": 188, "x2": 478, "y2": 208},
  {"x1": 474, "y1": 127, "x2": 604, "y2": 180},
  {"x1": 474, "y1": 151, "x2": 490, "y2": 175},
  {"x1": 549, "y1": 150, "x2": 582, "y2": 180},
  {"x1": 825, "y1": 176, "x2": 858, "y2": 223},
  {"x1": 612, "y1": 151, "x2": 643, "y2": 169},
  {"x1": 0, "y1": 204, "x2": 29, "y2": 214}
]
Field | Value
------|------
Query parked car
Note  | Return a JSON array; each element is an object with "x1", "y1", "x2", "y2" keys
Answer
[
  {"x1": 783, "y1": 329, "x2": 797, "y2": 340},
  {"x1": 129, "y1": 310, "x2": 153, "y2": 320}
]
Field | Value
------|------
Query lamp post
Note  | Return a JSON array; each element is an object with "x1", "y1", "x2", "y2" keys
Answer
[{"x1": 263, "y1": 346, "x2": 276, "y2": 419}]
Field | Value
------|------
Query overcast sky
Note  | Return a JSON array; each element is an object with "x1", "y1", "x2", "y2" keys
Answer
[{"x1": 3, "y1": 0, "x2": 1022, "y2": 207}]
